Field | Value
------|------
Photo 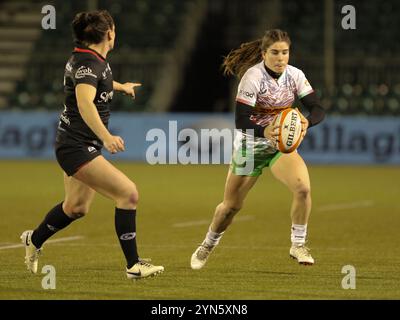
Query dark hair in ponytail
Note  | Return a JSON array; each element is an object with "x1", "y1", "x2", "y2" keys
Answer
[
  {"x1": 72, "y1": 10, "x2": 114, "y2": 45},
  {"x1": 222, "y1": 29, "x2": 291, "y2": 78}
]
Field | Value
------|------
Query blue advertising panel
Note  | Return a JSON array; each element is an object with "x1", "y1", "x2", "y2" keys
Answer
[{"x1": 0, "y1": 111, "x2": 399, "y2": 164}]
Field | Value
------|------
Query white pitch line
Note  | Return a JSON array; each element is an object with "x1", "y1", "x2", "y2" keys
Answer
[
  {"x1": 0, "y1": 236, "x2": 84, "y2": 250},
  {"x1": 317, "y1": 200, "x2": 374, "y2": 212},
  {"x1": 173, "y1": 215, "x2": 254, "y2": 228}
]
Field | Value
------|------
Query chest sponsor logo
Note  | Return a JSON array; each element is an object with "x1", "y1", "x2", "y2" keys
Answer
[{"x1": 75, "y1": 66, "x2": 97, "y2": 79}]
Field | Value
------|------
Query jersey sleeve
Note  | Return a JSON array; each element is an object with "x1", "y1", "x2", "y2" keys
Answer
[
  {"x1": 73, "y1": 59, "x2": 103, "y2": 88},
  {"x1": 296, "y1": 69, "x2": 314, "y2": 99},
  {"x1": 235, "y1": 69, "x2": 260, "y2": 107}
]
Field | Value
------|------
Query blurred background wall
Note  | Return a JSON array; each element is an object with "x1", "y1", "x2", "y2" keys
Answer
[{"x1": 0, "y1": 0, "x2": 399, "y2": 163}]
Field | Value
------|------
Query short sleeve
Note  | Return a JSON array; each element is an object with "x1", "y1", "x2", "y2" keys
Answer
[
  {"x1": 235, "y1": 69, "x2": 260, "y2": 107},
  {"x1": 73, "y1": 60, "x2": 103, "y2": 88},
  {"x1": 296, "y1": 70, "x2": 314, "y2": 99}
]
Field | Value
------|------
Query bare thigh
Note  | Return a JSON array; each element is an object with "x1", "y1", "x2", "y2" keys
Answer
[
  {"x1": 73, "y1": 155, "x2": 138, "y2": 207},
  {"x1": 223, "y1": 170, "x2": 259, "y2": 208},
  {"x1": 270, "y1": 151, "x2": 311, "y2": 194}
]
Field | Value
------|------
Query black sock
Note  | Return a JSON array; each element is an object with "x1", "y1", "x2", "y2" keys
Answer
[
  {"x1": 31, "y1": 202, "x2": 75, "y2": 248},
  {"x1": 115, "y1": 208, "x2": 139, "y2": 268}
]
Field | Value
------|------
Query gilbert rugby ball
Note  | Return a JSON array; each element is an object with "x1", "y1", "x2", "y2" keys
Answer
[{"x1": 275, "y1": 108, "x2": 303, "y2": 153}]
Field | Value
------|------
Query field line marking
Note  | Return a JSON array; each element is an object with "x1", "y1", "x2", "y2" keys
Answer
[
  {"x1": 0, "y1": 236, "x2": 84, "y2": 250},
  {"x1": 317, "y1": 200, "x2": 374, "y2": 212},
  {"x1": 172, "y1": 215, "x2": 254, "y2": 228}
]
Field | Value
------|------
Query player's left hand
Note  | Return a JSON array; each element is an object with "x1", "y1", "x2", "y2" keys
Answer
[
  {"x1": 121, "y1": 82, "x2": 142, "y2": 99},
  {"x1": 295, "y1": 108, "x2": 308, "y2": 140}
]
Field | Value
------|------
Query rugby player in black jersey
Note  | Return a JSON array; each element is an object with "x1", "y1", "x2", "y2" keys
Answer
[{"x1": 21, "y1": 10, "x2": 164, "y2": 280}]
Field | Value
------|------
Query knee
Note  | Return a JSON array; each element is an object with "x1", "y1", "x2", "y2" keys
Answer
[
  {"x1": 63, "y1": 201, "x2": 90, "y2": 219},
  {"x1": 293, "y1": 184, "x2": 311, "y2": 200},
  {"x1": 118, "y1": 184, "x2": 139, "y2": 209}
]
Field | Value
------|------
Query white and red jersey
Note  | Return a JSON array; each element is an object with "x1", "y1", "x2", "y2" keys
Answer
[{"x1": 236, "y1": 61, "x2": 313, "y2": 127}]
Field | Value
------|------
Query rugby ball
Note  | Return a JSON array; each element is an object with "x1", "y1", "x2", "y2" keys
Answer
[{"x1": 274, "y1": 108, "x2": 303, "y2": 153}]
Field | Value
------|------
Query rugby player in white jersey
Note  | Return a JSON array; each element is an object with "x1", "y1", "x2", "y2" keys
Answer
[{"x1": 191, "y1": 29, "x2": 325, "y2": 269}]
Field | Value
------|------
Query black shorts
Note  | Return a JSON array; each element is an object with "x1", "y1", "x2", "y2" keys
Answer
[{"x1": 55, "y1": 141, "x2": 102, "y2": 176}]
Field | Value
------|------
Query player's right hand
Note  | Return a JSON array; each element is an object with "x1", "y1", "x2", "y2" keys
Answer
[
  {"x1": 263, "y1": 122, "x2": 280, "y2": 141},
  {"x1": 104, "y1": 135, "x2": 125, "y2": 154}
]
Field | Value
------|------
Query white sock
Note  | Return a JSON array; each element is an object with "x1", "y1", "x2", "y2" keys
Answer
[
  {"x1": 291, "y1": 224, "x2": 307, "y2": 245},
  {"x1": 204, "y1": 227, "x2": 224, "y2": 247}
]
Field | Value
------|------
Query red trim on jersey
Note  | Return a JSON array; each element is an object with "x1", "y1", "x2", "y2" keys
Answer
[
  {"x1": 236, "y1": 98, "x2": 255, "y2": 107},
  {"x1": 73, "y1": 47, "x2": 105, "y2": 62}
]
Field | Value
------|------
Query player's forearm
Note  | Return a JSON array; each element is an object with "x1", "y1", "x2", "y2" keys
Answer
[
  {"x1": 77, "y1": 101, "x2": 112, "y2": 142},
  {"x1": 300, "y1": 92, "x2": 325, "y2": 128},
  {"x1": 235, "y1": 102, "x2": 266, "y2": 137},
  {"x1": 113, "y1": 81, "x2": 123, "y2": 91}
]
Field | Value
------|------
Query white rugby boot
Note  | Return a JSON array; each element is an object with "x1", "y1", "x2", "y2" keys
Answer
[
  {"x1": 191, "y1": 241, "x2": 215, "y2": 270},
  {"x1": 126, "y1": 260, "x2": 164, "y2": 279},
  {"x1": 289, "y1": 244, "x2": 314, "y2": 265},
  {"x1": 20, "y1": 230, "x2": 42, "y2": 273}
]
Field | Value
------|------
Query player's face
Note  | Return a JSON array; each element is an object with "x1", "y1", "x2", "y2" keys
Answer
[{"x1": 263, "y1": 41, "x2": 290, "y2": 74}]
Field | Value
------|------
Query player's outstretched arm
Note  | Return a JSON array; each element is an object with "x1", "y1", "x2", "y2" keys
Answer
[{"x1": 113, "y1": 81, "x2": 142, "y2": 99}]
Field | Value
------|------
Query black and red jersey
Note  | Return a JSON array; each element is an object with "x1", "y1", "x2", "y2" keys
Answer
[{"x1": 57, "y1": 45, "x2": 113, "y2": 147}]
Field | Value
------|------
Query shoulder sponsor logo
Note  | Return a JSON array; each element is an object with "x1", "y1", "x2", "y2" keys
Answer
[
  {"x1": 239, "y1": 89, "x2": 255, "y2": 99},
  {"x1": 106, "y1": 63, "x2": 112, "y2": 74},
  {"x1": 120, "y1": 232, "x2": 136, "y2": 241},
  {"x1": 65, "y1": 62, "x2": 72, "y2": 72},
  {"x1": 102, "y1": 64, "x2": 113, "y2": 79},
  {"x1": 75, "y1": 66, "x2": 97, "y2": 79}
]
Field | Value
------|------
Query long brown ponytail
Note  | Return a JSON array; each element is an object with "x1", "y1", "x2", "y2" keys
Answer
[{"x1": 222, "y1": 29, "x2": 291, "y2": 79}]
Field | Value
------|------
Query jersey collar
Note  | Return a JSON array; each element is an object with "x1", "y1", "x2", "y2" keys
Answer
[
  {"x1": 263, "y1": 62, "x2": 286, "y2": 82},
  {"x1": 73, "y1": 45, "x2": 106, "y2": 62}
]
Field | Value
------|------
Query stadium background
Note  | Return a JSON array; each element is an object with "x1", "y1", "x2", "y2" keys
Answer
[{"x1": 0, "y1": 0, "x2": 399, "y2": 300}]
